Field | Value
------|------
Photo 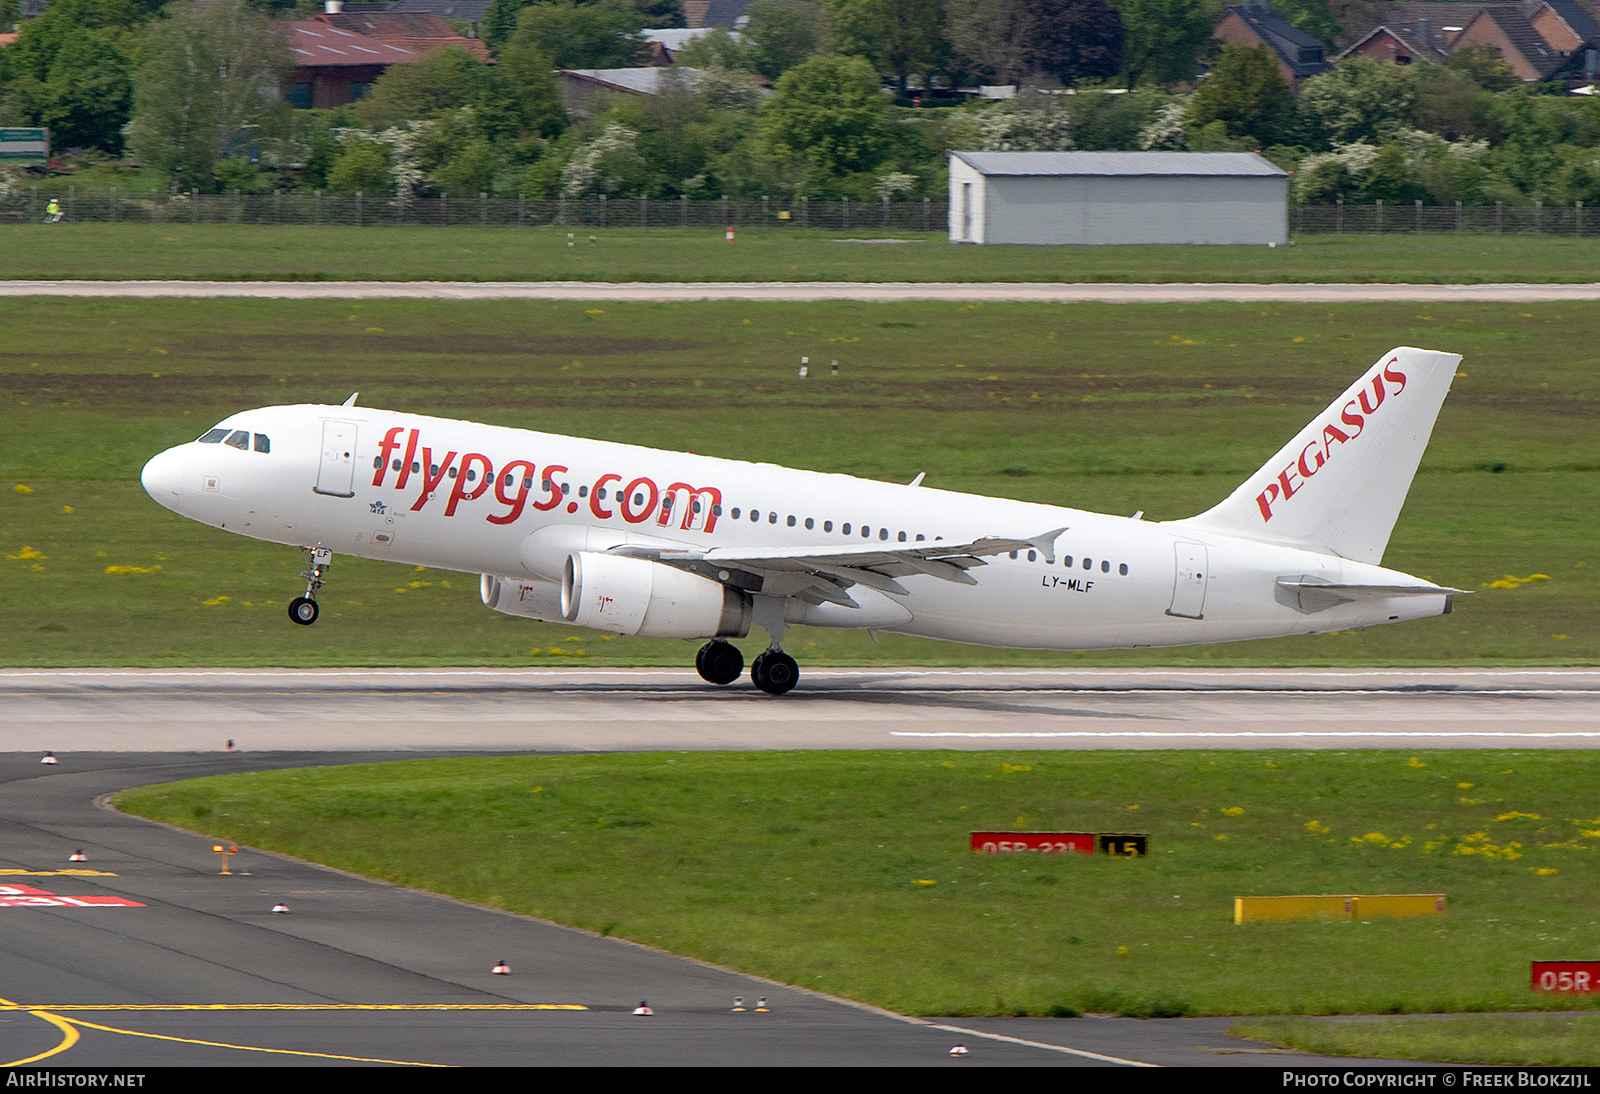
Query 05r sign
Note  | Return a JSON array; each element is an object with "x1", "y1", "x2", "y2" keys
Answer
[{"x1": 1532, "y1": 961, "x2": 1600, "y2": 993}]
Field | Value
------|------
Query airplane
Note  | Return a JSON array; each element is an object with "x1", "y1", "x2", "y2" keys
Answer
[{"x1": 140, "y1": 346, "x2": 1466, "y2": 695}]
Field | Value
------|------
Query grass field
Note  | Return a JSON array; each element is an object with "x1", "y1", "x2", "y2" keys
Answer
[
  {"x1": 2, "y1": 296, "x2": 1594, "y2": 668},
  {"x1": 1230, "y1": 1014, "x2": 1600, "y2": 1066},
  {"x1": 6, "y1": 225, "x2": 1600, "y2": 283},
  {"x1": 111, "y1": 751, "x2": 1600, "y2": 1018}
]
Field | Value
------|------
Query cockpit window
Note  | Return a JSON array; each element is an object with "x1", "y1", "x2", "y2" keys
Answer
[
  {"x1": 254, "y1": 434, "x2": 270, "y2": 453},
  {"x1": 198, "y1": 428, "x2": 229, "y2": 443},
  {"x1": 224, "y1": 430, "x2": 250, "y2": 450}
]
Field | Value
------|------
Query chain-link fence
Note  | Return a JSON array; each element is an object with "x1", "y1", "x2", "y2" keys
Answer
[
  {"x1": 1292, "y1": 200, "x2": 1596, "y2": 235},
  {"x1": 0, "y1": 186, "x2": 951, "y2": 231}
]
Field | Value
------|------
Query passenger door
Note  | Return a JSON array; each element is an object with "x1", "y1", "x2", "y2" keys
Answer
[
  {"x1": 314, "y1": 420, "x2": 357, "y2": 498},
  {"x1": 1167, "y1": 542, "x2": 1209, "y2": 619}
]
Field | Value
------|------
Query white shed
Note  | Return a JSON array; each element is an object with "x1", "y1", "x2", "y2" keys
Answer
[{"x1": 948, "y1": 151, "x2": 1289, "y2": 246}]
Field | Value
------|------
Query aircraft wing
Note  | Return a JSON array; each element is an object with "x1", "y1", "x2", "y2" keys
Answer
[{"x1": 619, "y1": 528, "x2": 1066, "y2": 607}]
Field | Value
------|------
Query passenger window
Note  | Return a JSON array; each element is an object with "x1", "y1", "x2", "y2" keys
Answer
[
  {"x1": 467, "y1": 469, "x2": 477, "y2": 482},
  {"x1": 1082, "y1": 558, "x2": 1092, "y2": 570},
  {"x1": 224, "y1": 430, "x2": 250, "y2": 450},
  {"x1": 1063, "y1": 556, "x2": 1073, "y2": 567},
  {"x1": 598, "y1": 487, "x2": 608, "y2": 499},
  {"x1": 1028, "y1": 550, "x2": 1037, "y2": 562},
  {"x1": 395, "y1": 459, "x2": 404, "y2": 472},
  {"x1": 413, "y1": 462, "x2": 421, "y2": 473},
  {"x1": 1119, "y1": 563, "x2": 1129, "y2": 576},
  {"x1": 879, "y1": 528, "x2": 888, "y2": 541},
  {"x1": 198, "y1": 428, "x2": 229, "y2": 443},
  {"x1": 842, "y1": 523, "x2": 851, "y2": 535},
  {"x1": 712, "y1": 504, "x2": 723, "y2": 516},
  {"x1": 634, "y1": 492, "x2": 646, "y2": 506},
  {"x1": 1101, "y1": 560, "x2": 1110, "y2": 573},
  {"x1": 561, "y1": 483, "x2": 570, "y2": 495},
  {"x1": 915, "y1": 534, "x2": 925, "y2": 541},
  {"x1": 769, "y1": 512, "x2": 778, "y2": 524},
  {"x1": 693, "y1": 500, "x2": 702, "y2": 513},
  {"x1": 578, "y1": 485, "x2": 588, "y2": 497},
  {"x1": 786, "y1": 515, "x2": 796, "y2": 527},
  {"x1": 372, "y1": 456, "x2": 382, "y2": 469},
  {"x1": 861, "y1": 526, "x2": 870, "y2": 537},
  {"x1": 731, "y1": 507, "x2": 741, "y2": 519},
  {"x1": 898, "y1": 531, "x2": 906, "y2": 542},
  {"x1": 448, "y1": 467, "x2": 458, "y2": 479},
  {"x1": 523, "y1": 477, "x2": 534, "y2": 489},
  {"x1": 751, "y1": 510, "x2": 760, "y2": 522},
  {"x1": 824, "y1": 521, "x2": 833, "y2": 532},
  {"x1": 1009, "y1": 551, "x2": 1017, "y2": 560},
  {"x1": 805, "y1": 518, "x2": 814, "y2": 530}
]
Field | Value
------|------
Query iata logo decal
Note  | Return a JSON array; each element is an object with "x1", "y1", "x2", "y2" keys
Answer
[
  {"x1": 370, "y1": 427, "x2": 722, "y2": 533},
  {"x1": 1255, "y1": 358, "x2": 1407, "y2": 523}
]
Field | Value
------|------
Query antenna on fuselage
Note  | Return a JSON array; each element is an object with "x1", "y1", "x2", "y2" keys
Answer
[{"x1": 342, "y1": 392, "x2": 359, "y2": 406}]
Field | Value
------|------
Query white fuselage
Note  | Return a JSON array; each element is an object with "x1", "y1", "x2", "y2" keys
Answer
[{"x1": 140, "y1": 403, "x2": 1450, "y2": 650}]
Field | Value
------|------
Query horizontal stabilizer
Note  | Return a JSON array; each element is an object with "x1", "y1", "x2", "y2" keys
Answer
[{"x1": 1275, "y1": 577, "x2": 1467, "y2": 614}]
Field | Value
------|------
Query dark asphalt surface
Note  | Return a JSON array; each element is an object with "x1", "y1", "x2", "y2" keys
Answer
[{"x1": 0, "y1": 751, "x2": 1400, "y2": 1067}]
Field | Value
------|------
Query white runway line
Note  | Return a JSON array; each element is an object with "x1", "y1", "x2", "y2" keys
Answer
[
  {"x1": 893, "y1": 731, "x2": 1600, "y2": 740},
  {"x1": 6, "y1": 280, "x2": 1600, "y2": 303}
]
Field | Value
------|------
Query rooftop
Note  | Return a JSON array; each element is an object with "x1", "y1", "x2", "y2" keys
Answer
[{"x1": 950, "y1": 151, "x2": 1289, "y2": 178}]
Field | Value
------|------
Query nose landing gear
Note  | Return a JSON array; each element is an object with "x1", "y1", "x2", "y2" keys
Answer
[
  {"x1": 695, "y1": 640, "x2": 744, "y2": 685},
  {"x1": 288, "y1": 547, "x2": 332, "y2": 626}
]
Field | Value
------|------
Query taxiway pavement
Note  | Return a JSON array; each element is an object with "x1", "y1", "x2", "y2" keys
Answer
[
  {"x1": 5, "y1": 280, "x2": 1600, "y2": 302},
  {"x1": 0, "y1": 750, "x2": 1388, "y2": 1067},
  {"x1": 5, "y1": 668, "x2": 1598, "y2": 753}
]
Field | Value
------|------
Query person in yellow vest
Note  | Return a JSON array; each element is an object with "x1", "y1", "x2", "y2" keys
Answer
[{"x1": 45, "y1": 198, "x2": 61, "y2": 223}]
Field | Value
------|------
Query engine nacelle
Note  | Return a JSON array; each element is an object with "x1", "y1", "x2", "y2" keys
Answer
[
  {"x1": 480, "y1": 573, "x2": 564, "y2": 622},
  {"x1": 561, "y1": 552, "x2": 750, "y2": 638}
]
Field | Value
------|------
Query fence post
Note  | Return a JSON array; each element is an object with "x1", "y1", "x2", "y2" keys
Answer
[
  {"x1": 151, "y1": 188, "x2": 157, "y2": 223},
  {"x1": 558, "y1": 196, "x2": 565, "y2": 226},
  {"x1": 109, "y1": 185, "x2": 116, "y2": 223},
  {"x1": 720, "y1": 193, "x2": 727, "y2": 226},
  {"x1": 357, "y1": 190, "x2": 364, "y2": 227},
  {"x1": 191, "y1": 188, "x2": 199, "y2": 223},
  {"x1": 29, "y1": 185, "x2": 37, "y2": 222},
  {"x1": 641, "y1": 194, "x2": 647, "y2": 228},
  {"x1": 1456, "y1": 200, "x2": 1462, "y2": 233},
  {"x1": 842, "y1": 195, "x2": 848, "y2": 229},
  {"x1": 1375, "y1": 198, "x2": 1382, "y2": 233},
  {"x1": 762, "y1": 194, "x2": 768, "y2": 230},
  {"x1": 1496, "y1": 201, "x2": 1502, "y2": 233},
  {"x1": 1534, "y1": 199, "x2": 1541, "y2": 234},
  {"x1": 275, "y1": 189, "x2": 281, "y2": 226},
  {"x1": 923, "y1": 196, "x2": 930, "y2": 232},
  {"x1": 518, "y1": 193, "x2": 525, "y2": 228},
  {"x1": 1579, "y1": 200, "x2": 1585, "y2": 237},
  {"x1": 596, "y1": 193, "x2": 604, "y2": 228},
  {"x1": 1415, "y1": 198, "x2": 1421, "y2": 232},
  {"x1": 1335, "y1": 197, "x2": 1342, "y2": 234},
  {"x1": 315, "y1": 189, "x2": 321, "y2": 225},
  {"x1": 801, "y1": 196, "x2": 808, "y2": 228},
  {"x1": 67, "y1": 184, "x2": 74, "y2": 223},
  {"x1": 234, "y1": 188, "x2": 241, "y2": 225},
  {"x1": 439, "y1": 193, "x2": 447, "y2": 226},
  {"x1": 680, "y1": 194, "x2": 687, "y2": 227},
  {"x1": 478, "y1": 192, "x2": 485, "y2": 226},
  {"x1": 882, "y1": 194, "x2": 889, "y2": 226}
]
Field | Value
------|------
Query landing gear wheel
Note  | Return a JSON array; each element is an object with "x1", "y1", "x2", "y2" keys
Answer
[
  {"x1": 750, "y1": 649, "x2": 798, "y2": 695},
  {"x1": 288, "y1": 596, "x2": 319, "y2": 626},
  {"x1": 696, "y1": 640, "x2": 744, "y2": 686}
]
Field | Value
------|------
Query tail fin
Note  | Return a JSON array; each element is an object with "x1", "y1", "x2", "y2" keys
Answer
[{"x1": 1179, "y1": 347, "x2": 1460, "y2": 564}]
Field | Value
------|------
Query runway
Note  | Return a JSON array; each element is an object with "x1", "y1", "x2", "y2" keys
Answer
[
  {"x1": 6, "y1": 279, "x2": 1600, "y2": 302},
  {"x1": 5, "y1": 668, "x2": 1599, "y2": 753},
  {"x1": 0, "y1": 750, "x2": 1398, "y2": 1068}
]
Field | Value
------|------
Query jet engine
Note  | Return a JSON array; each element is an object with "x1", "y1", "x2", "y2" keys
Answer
[
  {"x1": 561, "y1": 552, "x2": 750, "y2": 638},
  {"x1": 480, "y1": 573, "x2": 564, "y2": 622}
]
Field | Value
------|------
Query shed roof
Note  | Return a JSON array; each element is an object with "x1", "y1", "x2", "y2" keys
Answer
[
  {"x1": 560, "y1": 67, "x2": 706, "y2": 94},
  {"x1": 950, "y1": 151, "x2": 1289, "y2": 178},
  {"x1": 288, "y1": 21, "x2": 419, "y2": 67}
]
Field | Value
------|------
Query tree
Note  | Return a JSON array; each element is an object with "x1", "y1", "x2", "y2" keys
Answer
[
  {"x1": 946, "y1": 0, "x2": 1124, "y2": 87},
  {"x1": 500, "y1": 1, "x2": 645, "y2": 68},
  {"x1": 743, "y1": 1, "x2": 829, "y2": 80},
  {"x1": 1272, "y1": 0, "x2": 1340, "y2": 50},
  {"x1": 496, "y1": 38, "x2": 568, "y2": 139},
  {"x1": 827, "y1": 0, "x2": 944, "y2": 90},
  {"x1": 1112, "y1": 0, "x2": 1210, "y2": 90},
  {"x1": 125, "y1": 0, "x2": 288, "y2": 191},
  {"x1": 1, "y1": 0, "x2": 140, "y2": 152},
  {"x1": 1187, "y1": 43, "x2": 1292, "y2": 144},
  {"x1": 758, "y1": 54, "x2": 898, "y2": 195},
  {"x1": 1298, "y1": 58, "x2": 1418, "y2": 148},
  {"x1": 326, "y1": 139, "x2": 393, "y2": 195},
  {"x1": 1446, "y1": 44, "x2": 1520, "y2": 94}
]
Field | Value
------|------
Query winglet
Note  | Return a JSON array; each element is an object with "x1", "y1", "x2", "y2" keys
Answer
[
  {"x1": 342, "y1": 392, "x2": 359, "y2": 407},
  {"x1": 1028, "y1": 527, "x2": 1068, "y2": 565}
]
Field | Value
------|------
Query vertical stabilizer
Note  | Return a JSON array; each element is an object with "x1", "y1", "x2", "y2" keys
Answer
[{"x1": 1177, "y1": 347, "x2": 1460, "y2": 564}]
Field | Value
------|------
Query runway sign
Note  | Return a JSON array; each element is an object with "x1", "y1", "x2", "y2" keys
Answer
[
  {"x1": 0, "y1": 883, "x2": 144, "y2": 908},
  {"x1": 1532, "y1": 962, "x2": 1600, "y2": 993},
  {"x1": 1097, "y1": 834, "x2": 1149, "y2": 857},
  {"x1": 970, "y1": 832, "x2": 1095, "y2": 854},
  {"x1": 1234, "y1": 894, "x2": 1445, "y2": 923}
]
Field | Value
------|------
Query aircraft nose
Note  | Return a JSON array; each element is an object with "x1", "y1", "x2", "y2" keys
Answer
[{"x1": 140, "y1": 447, "x2": 186, "y2": 505}]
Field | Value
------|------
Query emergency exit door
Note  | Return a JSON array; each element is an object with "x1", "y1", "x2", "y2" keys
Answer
[
  {"x1": 314, "y1": 420, "x2": 357, "y2": 498},
  {"x1": 1167, "y1": 542, "x2": 1209, "y2": 619}
]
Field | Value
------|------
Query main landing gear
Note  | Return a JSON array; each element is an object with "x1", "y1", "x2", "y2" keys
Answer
[
  {"x1": 695, "y1": 640, "x2": 744, "y2": 686},
  {"x1": 696, "y1": 597, "x2": 799, "y2": 695},
  {"x1": 288, "y1": 547, "x2": 332, "y2": 626}
]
